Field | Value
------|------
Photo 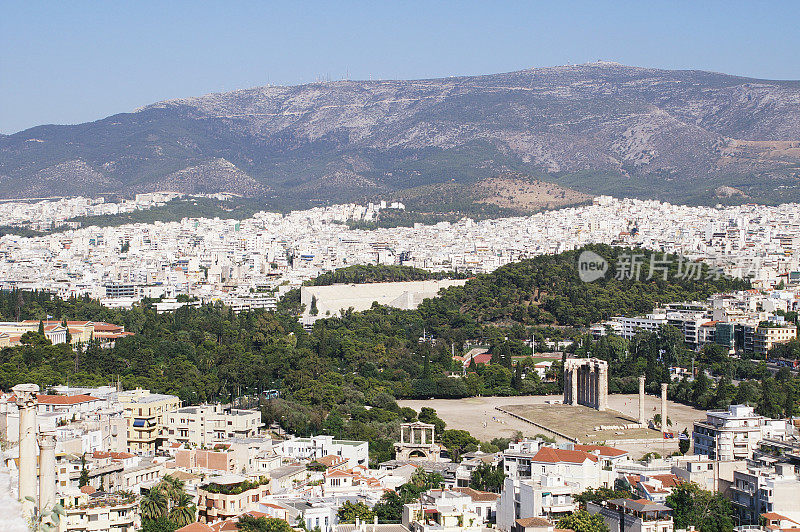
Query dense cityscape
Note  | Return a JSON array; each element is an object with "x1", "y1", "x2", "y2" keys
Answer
[
  {"x1": 1, "y1": 195, "x2": 799, "y2": 313},
  {"x1": 3, "y1": 3, "x2": 800, "y2": 531},
  {"x1": 0, "y1": 191, "x2": 799, "y2": 532}
]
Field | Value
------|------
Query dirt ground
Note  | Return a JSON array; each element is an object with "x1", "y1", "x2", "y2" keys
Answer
[
  {"x1": 501, "y1": 403, "x2": 661, "y2": 442},
  {"x1": 398, "y1": 394, "x2": 707, "y2": 459}
]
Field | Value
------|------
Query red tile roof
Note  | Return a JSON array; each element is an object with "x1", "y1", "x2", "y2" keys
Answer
[
  {"x1": 38, "y1": 394, "x2": 100, "y2": 405},
  {"x1": 92, "y1": 322, "x2": 124, "y2": 332},
  {"x1": 471, "y1": 353, "x2": 493, "y2": 364},
  {"x1": 453, "y1": 487, "x2": 500, "y2": 501},
  {"x1": 176, "y1": 524, "x2": 214, "y2": 532},
  {"x1": 532, "y1": 447, "x2": 598, "y2": 464},
  {"x1": 574, "y1": 444, "x2": 628, "y2": 457},
  {"x1": 326, "y1": 469, "x2": 356, "y2": 478},
  {"x1": 649, "y1": 474, "x2": 682, "y2": 488},
  {"x1": 6, "y1": 394, "x2": 101, "y2": 405},
  {"x1": 317, "y1": 454, "x2": 347, "y2": 467},
  {"x1": 92, "y1": 451, "x2": 136, "y2": 460}
]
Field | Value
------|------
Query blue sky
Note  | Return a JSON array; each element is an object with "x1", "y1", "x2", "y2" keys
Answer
[{"x1": 2, "y1": 1, "x2": 799, "y2": 134}]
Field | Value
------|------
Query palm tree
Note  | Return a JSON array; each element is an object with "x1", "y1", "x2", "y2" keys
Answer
[
  {"x1": 140, "y1": 487, "x2": 168, "y2": 520},
  {"x1": 159, "y1": 474, "x2": 186, "y2": 504},
  {"x1": 169, "y1": 492, "x2": 197, "y2": 527}
]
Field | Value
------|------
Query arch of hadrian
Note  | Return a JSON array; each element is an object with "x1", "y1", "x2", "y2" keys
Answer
[
  {"x1": 563, "y1": 357, "x2": 609, "y2": 411},
  {"x1": 393, "y1": 421, "x2": 442, "y2": 461}
]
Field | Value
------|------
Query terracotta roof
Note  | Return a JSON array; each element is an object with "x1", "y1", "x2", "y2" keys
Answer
[
  {"x1": 317, "y1": 454, "x2": 347, "y2": 467},
  {"x1": 261, "y1": 503, "x2": 285, "y2": 509},
  {"x1": 532, "y1": 447, "x2": 597, "y2": 464},
  {"x1": 639, "y1": 483, "x2": 668, "y2": 494},
  {"x1": 92, "y1": 451, "x2": 135, "y2": 460},
  {"x1": 649, "y1": 474, "x2": 681, "y2": 488},
  {"x1": 170, "y1": 470, "x2": 200, "y2": 481},
  {"x1": 176, "y1": 524, "x2": 214, "y2": 532},
  {"x1": 80, "y1": 485, "x2": 96, "y2": 494},
  {"x1": 92, "y1": 322, "x2": 124, "y2": 332},
  {"x1": 210, "y1": 521, "x2": 240, "y2": 532},
  {"x1": 453, "y1": 487, "x2": 500, "y2": 501},
  {"x1": 574, "y1": 444, "x2": 628, "y2": 457},
  {"x1": 516, "y1": 517, "x2": 553, "y2": 527},
  {"x1": 326, "y1": 469, "x2": 356, "y2": 478},
  {"x1": 6, "y1": 393, "x2": 101, "y2": 405},
  {"x1": 763, "y1": 512, "x2": 800, "y2": 525},
  {"x1": 471, "y1": 354, "x2": 493, "y2": 364},
  {"x1": 37, "y1": 394, "x2": 100, "y2": 405}
]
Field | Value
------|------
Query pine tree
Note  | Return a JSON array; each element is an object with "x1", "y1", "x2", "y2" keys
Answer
[{"x1": 78, "y1": 454, "x2": 89, "y2": 487}]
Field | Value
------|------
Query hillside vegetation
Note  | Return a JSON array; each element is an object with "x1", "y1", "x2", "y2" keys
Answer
[{"x1": 5, "y1": 246, "x2": 794, "y2": 464}]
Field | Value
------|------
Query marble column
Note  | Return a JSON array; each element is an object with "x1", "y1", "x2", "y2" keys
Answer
[
  {"x1": 570, "y1": 367, "x2": 578, "y2": 405},
  {"x1": 661, "y1": 383, "x2": 669, "y2": 432},
  {"x1": 598, "y1": 365, "x2": 608, "y2": 412},
  {"x1": 584, "y1": 366, "x2": 590, "y2": 406},
  {"x1": 585, "y1": 366, "x2": 591, "y2": 407},
  {"x1": 638, "y1": 376, "x2": 646, "y2": 426},
  {"x1": 12, "y1": 383, "x2": 39, "y2": 515},
  {"x1": 38, "y1": 432, "x2": 56, "y2": 515}
]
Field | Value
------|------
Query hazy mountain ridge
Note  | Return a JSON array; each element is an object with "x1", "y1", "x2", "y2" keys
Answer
[{"x1": 2, "y1": 62, "x2": 800, "y2": 204}]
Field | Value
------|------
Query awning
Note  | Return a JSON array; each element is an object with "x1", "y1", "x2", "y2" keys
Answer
[{"x1": 133, "y1": 419, "x2": 146, "y2": 428}]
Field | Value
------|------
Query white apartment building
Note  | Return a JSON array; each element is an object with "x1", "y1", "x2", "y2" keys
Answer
[
  {"x1": 403, "y1": 489, "x2": 493, "y2": 532},
  {"x1": 117, "y1": 388, "x2": 181, "y2": 454},
  {"x1": 502, "y1": 440, "x2": 543, "y2": 480},
  {"x1": 57, "y1": 491, "x2": 140, "y2": 532},
  {"x1": 165, "y1": 404, "x2": 263, "y2": 447},
  {"x1": 527, "y1": 447, "x2": 602, "y2": 492},
  {"x1": 670, "y1": 455, "x2": 745, "y2": 493},
  {"x1": 692, "y1": 404, "x2": 791, "y2": 461},
  {"x1": 278, "y1": 435, "x2": 368, "y2": 468},
  {"x1": 595, "y1": 314, "x2": 667, "y2": 340},
  {"x1": 754, "y1": 323, "x2": 797, "y2": 355},
  {"x1": 497, "y1": 475, "x2": 576, "y2": 531},
  {"x1": 730, "y1": 463, "x2": 800, "y2": 525}
]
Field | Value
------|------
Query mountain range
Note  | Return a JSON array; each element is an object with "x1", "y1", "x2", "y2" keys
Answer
[{"x1": 2, "y1": 62, "x2": 800, "y2": 207}]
